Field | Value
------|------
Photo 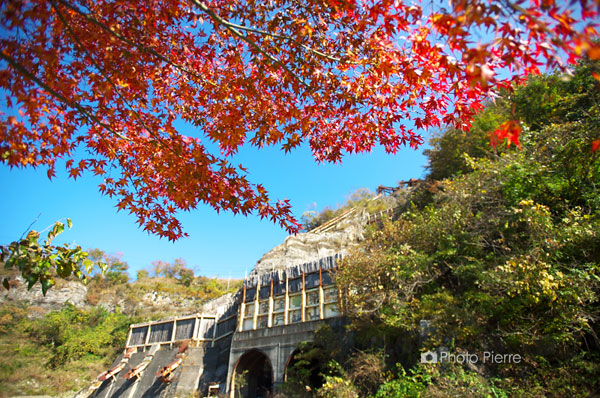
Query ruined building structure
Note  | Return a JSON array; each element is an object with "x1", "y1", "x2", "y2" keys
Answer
[{"x1": 86, "y1": 203, "x2": 398, "y2": 398}]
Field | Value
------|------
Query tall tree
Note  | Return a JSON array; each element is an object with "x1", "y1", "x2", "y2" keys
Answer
[
  {"x1": 1, "y1": 0, "x2": 599, "y2": 239},
  {"x1": 88, "y1": 248, "x2": 130, "y2": 284}
]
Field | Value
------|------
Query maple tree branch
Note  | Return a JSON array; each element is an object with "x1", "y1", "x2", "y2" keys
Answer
[
  {"x1": 5, "y1": 3, "x2": 133, "y2": 190},
  {"x1": 501, "y1": 0, "x2": 553, "y2": 35},
  {"x1": 52, "y1": 1, "x2": 258, "y2": 216},
  {"x1": 191, "y1": 0, "x2": 310, "y2": 89},
  {"x1": 51, "y1": 1, "x2": 236, "y2": 193},
  {"x1": 49, "y1": 0, "x2": 173, "y2": 149},
  {"x1": 203, "y1": 14, "x2": 343, "y2": 63},
  {"x1": 55, "y1": 0, "x2": 217, "y2": 87},
  {"x1": 0, "y1": 51, "x2": 129, "y2": 142}
]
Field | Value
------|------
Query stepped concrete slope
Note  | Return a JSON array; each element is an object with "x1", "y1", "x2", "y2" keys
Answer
[{"x1": 86, "y1": 204, "x2": 396, "y2": 398}]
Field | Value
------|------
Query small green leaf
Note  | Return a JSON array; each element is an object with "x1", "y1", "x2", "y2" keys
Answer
[
  {"x1": 83, "y1": 258, "x2": 94, "y2": 274},
  {"x1": 40, "y1": 278, "x2": 53, "y2": 296},
  {"x1": 47, "y1": 222, "x2": 64, "y2": 245},
  {"x1": 57, "y1": 261, "x2": 72, "y2": 278},
  {"x1": 26, "y1": 230, "x2": 39, "y2": 243},
  {"x1": 67, "y1": 218, "x2": 73, "y2": 229},
  {"x1": 26, "y1": 275, "x2": 38, "y2": 290},
  {"x1": 53, "y1": 221, "x2": 65, "y2": 236}
]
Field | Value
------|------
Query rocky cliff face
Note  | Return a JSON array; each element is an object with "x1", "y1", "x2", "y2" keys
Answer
[
  {"x1": 250, "y1": 208, "x2": 367, "y2": 276},
  {"x1": 1, "y1": 204, "x2": 372, "y2": 316},
  {"x1": 0, "y1": 276, "x2": 87, "y2": 312},
  {"x1": 0, "y1": 276, "x2": 232, "y2": 319}
]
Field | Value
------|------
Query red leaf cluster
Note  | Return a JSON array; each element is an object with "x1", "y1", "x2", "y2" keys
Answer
[
  {"x1": 0, "y1": 0, "x2": 598, "y2": 239},
  {"x1": 491, "y1": 120, "x2": 523, "y2": 150}
]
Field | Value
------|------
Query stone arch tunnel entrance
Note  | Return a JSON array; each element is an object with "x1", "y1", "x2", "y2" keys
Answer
[
  {"x1": 284, "y1": 346, "x2": 326, "y2": 392},
  {"x1": 232, "y1": 349, "x2": 273, "y2": 398}
]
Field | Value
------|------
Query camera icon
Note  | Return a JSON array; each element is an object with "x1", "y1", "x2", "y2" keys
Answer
[{"x1": 421, "y1": 351, "x2": 438, "y2": 364}]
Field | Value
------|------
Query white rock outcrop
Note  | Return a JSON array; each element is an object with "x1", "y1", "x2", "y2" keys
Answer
[
  {"x1": 251, "y1": 208, "x2": 367, "y2": 276},
  {"x1": 0, "y1": 276, "x2": 87, "y2": 311}
]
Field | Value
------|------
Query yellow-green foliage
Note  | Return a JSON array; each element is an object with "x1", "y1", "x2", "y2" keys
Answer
[
  {"x1": 85, "y1": 273, "x2": 241, "y2": 318},
  {"x1": 28, "y1": 305, "x2": 133, "y2": 367},
  {"x1": 0, "y1": 270, "x2": 242, "y2": 397},
  {"x1": 317, "y1": 375, "x2": 358, "y2": 398},
  {"x1": 0, "y1": 304, "x2": 134, "y2": 397},
  {"x1": 335, "y1": 61, "x2": 600, "y2": 398},
  {"x1": 301, "y1": 188, "x2": 394, "y2": 231}
]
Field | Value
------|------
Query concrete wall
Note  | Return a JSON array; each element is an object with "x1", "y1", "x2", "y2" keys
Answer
[
  {"x1": 93, "y1": 346, "x2": 178, "y2": 398},
  {"x1": 226, "y1": 317, "x2": 344, "y2": 397}
]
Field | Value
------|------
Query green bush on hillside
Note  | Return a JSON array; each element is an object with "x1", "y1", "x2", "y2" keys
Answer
[{"x1": 334, "y1": 60, "x2": 600, "y2": 398}]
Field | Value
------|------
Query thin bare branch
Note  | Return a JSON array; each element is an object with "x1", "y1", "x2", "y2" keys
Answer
[
  {"x1": 55, "y1": 0, "x2": 217, "y2": 87},
  {"x1": 209, "y1": 15, "x2": 343, "y2": 62},
  {"x1": 0, "y1": 51, "x2": 129, "y2": 141},
  {"x1": 191, "y1": 0, "x2": 310, "y2": 89}
]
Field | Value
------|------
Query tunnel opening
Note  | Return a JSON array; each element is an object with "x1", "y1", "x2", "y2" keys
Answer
[
  {"x1": 282, "y1": 345, "x2": 328, "y2": 397},
  {"x1": 232, "y1": 349, "x2": 273, "y2": 398}
]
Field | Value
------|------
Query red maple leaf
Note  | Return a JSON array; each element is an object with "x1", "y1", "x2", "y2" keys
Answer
[
  {"x1": 491, "y1": 120, "x2": 523, "y2": 150},
  {"x1": 0, "y1": 0, "x2": 597, "y2": 239}
]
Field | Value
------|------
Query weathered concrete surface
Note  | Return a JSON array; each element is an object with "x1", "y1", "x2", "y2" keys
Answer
[
  {"x1": 197, "y1": 337, "x2": 234, "y2": 394},
  {"x1": 138, "y1": 347, "x2": 178, "y2": 398},
  {"x1": 173, "y1": 346, "x2": 204, "y2": 397},
  {"x1": 93, "y1": 350, "x2": 143, "y2": 398},
  {"x1": 226, "y1": 317, "x2": 345, "y2": 395},
  {"x1": 92, "y1": 346, "x2": 179, "y2": 398}
]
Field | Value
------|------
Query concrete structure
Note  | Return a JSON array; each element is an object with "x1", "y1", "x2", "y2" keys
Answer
[
  {"x1": 85, "y1": 256, "x2": 343, "y2": 398},
  {"x1": 228, "y1": 317, "x2": 345, "y2": 397},
  {"x1": 85, "y1": 205, "x2": 399, "y2": 398},
  {"x1": 226, "y1": 255, "x2": 341, "y2": 397}
]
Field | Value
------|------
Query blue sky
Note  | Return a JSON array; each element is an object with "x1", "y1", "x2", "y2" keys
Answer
[
  {"x1": 2, "y1": 0, "x2": 585, "y2": 282},
  {"x1": 0, "y1": 138, "x2": 429, "y2": 279}
]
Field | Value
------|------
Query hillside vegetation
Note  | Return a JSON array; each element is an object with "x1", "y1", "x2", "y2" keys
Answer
[
  {"x1": 0, "y1": 261, "x2": 241, "y2": 397},
  {"x1": 284, "y1": 60, "x2": 600, "y2": 397},
  {"x1": 2, "y1": 60, "x2": 599, "y2": 398}
]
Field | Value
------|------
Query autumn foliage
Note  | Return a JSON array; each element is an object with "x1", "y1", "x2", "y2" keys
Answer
[{"x1": 1, "y1": 0, "x2": 599, "y2": 239}]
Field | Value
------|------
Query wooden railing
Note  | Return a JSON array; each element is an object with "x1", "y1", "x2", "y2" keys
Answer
[{"x1": 126, "y1": 313, "x2": 237, "y2": 348}]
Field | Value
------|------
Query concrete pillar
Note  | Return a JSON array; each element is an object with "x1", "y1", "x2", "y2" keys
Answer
[
  {"x1": 301, "y1": 271, "x2": 306, "y2": 323},
  {"x1": 268, "y1": 279, "x2": 274, "y2": 328},
  {"x1": 171, "y1": 320, "x2": 177, "y2": 344},
  {"x1": 253, "y1": 279, "x2": 260, "y2": 330},
  {"x1": 193, "y1": 315, "x2": 201, "y2": 341},
  {"x1": 239, "y1": 285, "x2": 246, "y2": 332},
  {"x1": 284, "y1": 274, "x2": 289, "y2": 325},
  {"x1": 211, "y1": 317, "x2": 217, "y2": 347},
  {"x1": 144, "y1": 324, "x2": 151, "y2": 346},
  {"x1": 125, "y1": 326, "x2": 133, "y2": 347},
  {"x1": 319, "y1": 268, "x2": 324, "y2": 320}
]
